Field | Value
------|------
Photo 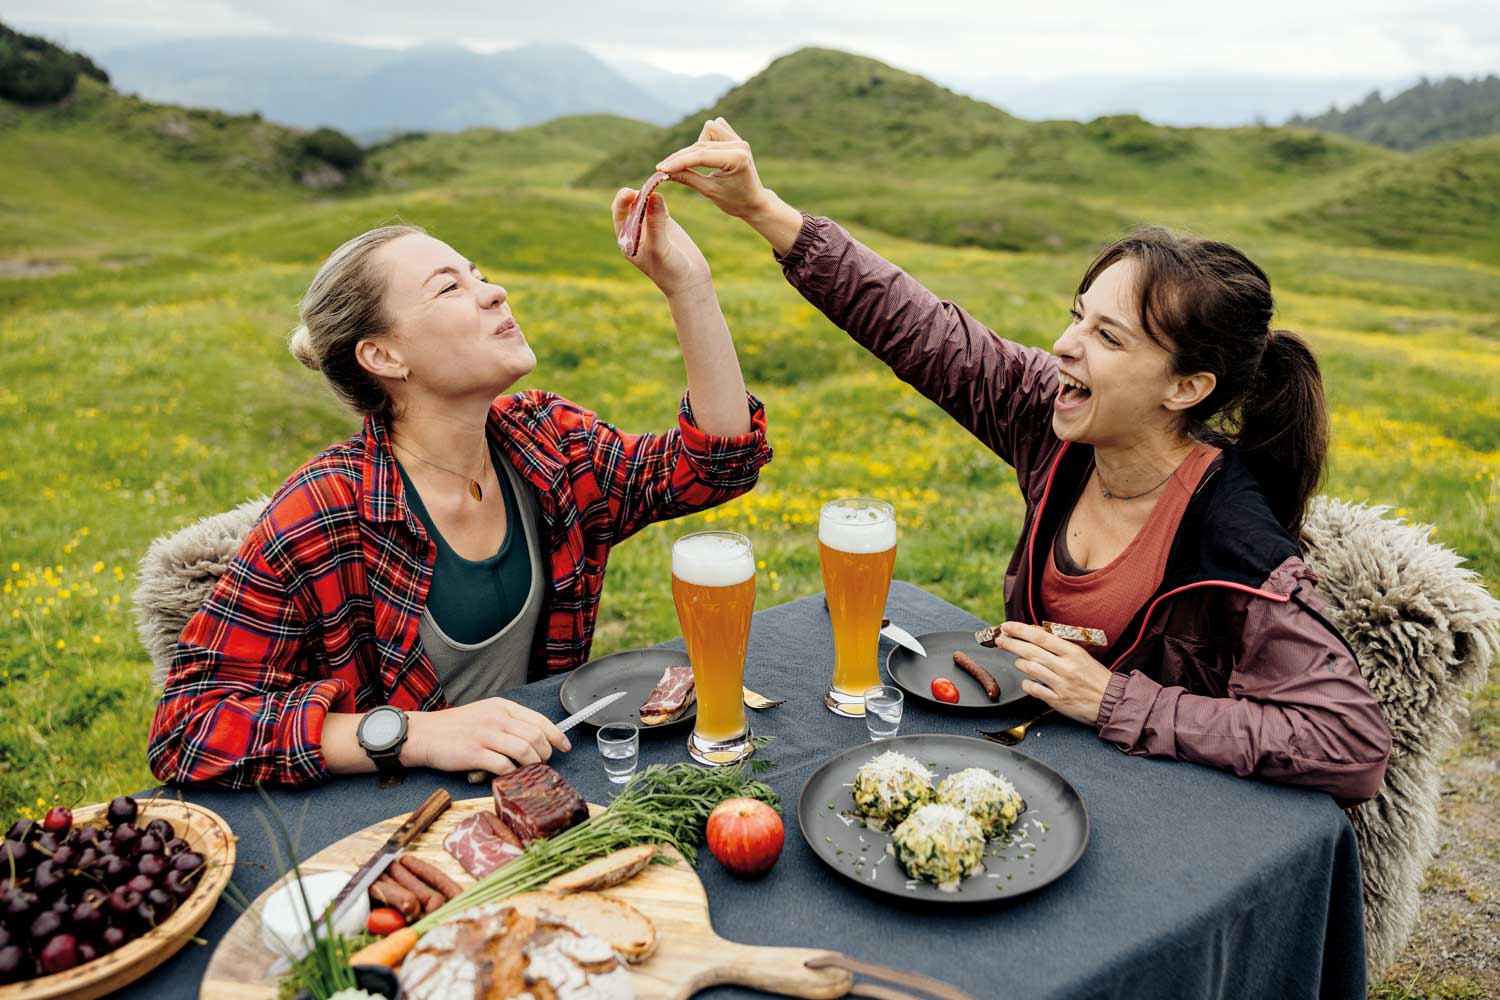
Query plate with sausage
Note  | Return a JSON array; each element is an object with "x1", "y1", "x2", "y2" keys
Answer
[{"x1": 883, "y1": 630, "x2": 1029, "y2": 712}]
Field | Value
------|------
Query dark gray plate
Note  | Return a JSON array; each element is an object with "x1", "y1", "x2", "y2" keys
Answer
[
  {"x1": 797, "y1": 734, "x2": 1089, "y2": 904},
  {"x1": 558, "y1": 647, "x2": 695, "y2": 733},
  {"x1": 886, "y1": 630, "x2": 1027, "y2": 711}
]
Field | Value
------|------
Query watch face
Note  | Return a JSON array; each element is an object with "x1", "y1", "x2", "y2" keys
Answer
[{"x1": 362, "y1": 707, "x2": 403, "y2": 750}]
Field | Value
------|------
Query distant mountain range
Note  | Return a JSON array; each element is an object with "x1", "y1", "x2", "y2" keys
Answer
[
  {"x1": 1289, "y1": 75, "x2": 1500, "y2": 150},
  {"x1": 89, "y1": 36, "x2": 733, "y2": 140}
]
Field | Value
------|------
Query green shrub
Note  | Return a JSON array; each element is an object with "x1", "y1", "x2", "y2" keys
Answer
[
  {"x1": 0, "y1": 29, "x2": 77, "y2": 104},
  {"x1": 299, "y1": 127, "x2": 364, "y2": 170}
]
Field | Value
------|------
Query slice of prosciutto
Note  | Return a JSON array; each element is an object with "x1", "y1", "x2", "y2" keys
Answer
[
  {"x1": 639, "y1": 665, "x2": 696, "y2": 726},
  {"x1": 442, "y1": 812, "x2": 524, "y2": 880},
  {"x1": 492, "y1": 763, "x2": 589, "y2": 844},
  {"x1": 617, "y1": 171, "x2": 671, "y2": 258}
]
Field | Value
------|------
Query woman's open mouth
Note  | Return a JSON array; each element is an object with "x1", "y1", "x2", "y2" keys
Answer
[{"x1": 1055, "y1": 371, "x2": 1092, "y2": 412}]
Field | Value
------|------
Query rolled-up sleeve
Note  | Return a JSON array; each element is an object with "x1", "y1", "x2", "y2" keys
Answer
[
  {"x1": 581, "y1": 391, "x2": 772, "y2": 544},
  {"x1": 147, "y1": 528, "x2": 353, "y2": 789}
]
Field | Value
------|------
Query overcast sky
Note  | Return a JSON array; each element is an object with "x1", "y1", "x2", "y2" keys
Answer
[{"x1": 6, "y1": 0, "x2": 1498, "y2": 83}]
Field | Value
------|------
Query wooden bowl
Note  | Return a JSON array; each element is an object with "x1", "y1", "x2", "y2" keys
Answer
[{"x1": 0, "y1": 798, "x2": 236, "y2": 1000}]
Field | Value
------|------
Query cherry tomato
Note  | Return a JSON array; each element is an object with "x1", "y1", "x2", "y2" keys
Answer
[
  {"x1": 366, "y1": 907, "x2": 406, "y2": 936},
  {"x1": 931, "y1": 678, "x2": 960, "y2": 703}
]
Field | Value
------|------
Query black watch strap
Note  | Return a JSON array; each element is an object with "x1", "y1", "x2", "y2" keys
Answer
[
  {"x1": 370, "y1": 747, "x2": 404, "y2": 788},
  {"x1": 357, "y1": 706, "x2": 409, "y2": 788}
]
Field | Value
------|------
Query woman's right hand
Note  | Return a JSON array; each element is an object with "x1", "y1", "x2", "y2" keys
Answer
[
  {"x1": 401, "y1": 698, "x2": 571, "y2": 776},
  {"x1": 655, "y1": 117, "x2": 770, "y2": 219}
]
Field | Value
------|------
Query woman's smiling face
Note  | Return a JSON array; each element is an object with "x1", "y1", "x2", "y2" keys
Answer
[
  {"x1": 372, "y1": 234, "x2": 536, "y2": 399},
  {"x1": 1050, "y1": 258, "x2": 1207, "y2": 449}
]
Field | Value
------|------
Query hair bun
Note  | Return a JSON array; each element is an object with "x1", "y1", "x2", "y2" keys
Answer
[{"x1": 288, "y1": 323, "x2": 320, "y2": 371}]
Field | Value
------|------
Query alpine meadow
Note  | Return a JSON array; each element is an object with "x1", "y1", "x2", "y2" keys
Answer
[{"x1": 2, "y1": 38, "x2": 1498, "y2": 997}]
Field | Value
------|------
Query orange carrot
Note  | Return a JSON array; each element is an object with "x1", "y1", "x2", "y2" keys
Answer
[{"x1": 349, "y1": 926, "x2": 418, "y2": 968}]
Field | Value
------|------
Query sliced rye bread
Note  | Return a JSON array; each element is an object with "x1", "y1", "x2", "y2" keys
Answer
[
  {"x1": 503, "y1": 891, "x2": 658, "y2": 963},
  {"x1": 546, "y1": 844, "x2": 658, "y2": 894}
]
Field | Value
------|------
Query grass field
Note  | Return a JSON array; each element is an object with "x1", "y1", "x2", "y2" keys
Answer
[{"x1": 1, "y1": 53, "x2": 1498, "y2": 996}]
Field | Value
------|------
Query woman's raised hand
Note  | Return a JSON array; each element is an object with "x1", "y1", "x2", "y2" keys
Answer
[
  {"x1": 655, "y1": 118, "x2": 770, "y2": 219},
  {"x1": 657, "y1": 118, "x2": 804, "y2": 257},
  {"x1": 611, "y1": 183, "x2": 713, "y2": 298},
  {"x1": 402, "y1": 697, "x2": 571, "y2": 776}
]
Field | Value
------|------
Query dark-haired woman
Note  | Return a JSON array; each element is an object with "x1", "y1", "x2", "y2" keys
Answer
[
  {"x1": 660, "y1": 119, "x2": 1389, "y2": 803},
  {"x1": 148, "y1": 188, "x2": 771, "y2": 789}
]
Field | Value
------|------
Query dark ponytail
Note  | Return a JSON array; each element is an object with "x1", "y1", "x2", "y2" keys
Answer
[
  {"x1": 1077, "y1": 229, "x2": 1329, "y2": 537},
  {"x1": 1233, "y1": 329, "x2": 1328, "y2": 537}
]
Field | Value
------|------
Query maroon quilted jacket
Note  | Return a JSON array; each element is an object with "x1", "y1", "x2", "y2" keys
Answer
[{"x1": 779, "y1": 215, "x2": 1391, "y2": 805}]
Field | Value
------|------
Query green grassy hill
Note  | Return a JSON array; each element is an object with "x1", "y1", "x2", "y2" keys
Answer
[
  {"x1": 578, "y1": 48, "x2": 1394, "y2": 254},
  {"x1": 1283, "y1": 135, "x2": 1500, "y2": 265}
]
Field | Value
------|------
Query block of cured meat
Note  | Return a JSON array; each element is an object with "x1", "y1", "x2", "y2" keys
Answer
[
  {"x1": 492, "y1": 763, "x2": 589, "y2": 844},
  {"x1": 639, "y1": 666, "x2": 696, "y2": 726},
  {"x1": 442, "y1": 812, "x2": 524, "y2": 880}
]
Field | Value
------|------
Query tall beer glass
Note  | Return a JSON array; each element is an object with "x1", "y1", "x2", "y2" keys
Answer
[
  {"x1": 672, "y1": 531, "x2": 756, "y2": 765},
  {"x1": 820, "y1": 498, "x2": 897, "y2": 716}
]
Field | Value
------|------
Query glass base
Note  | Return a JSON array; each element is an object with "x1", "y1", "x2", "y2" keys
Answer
[
  {"x1": 688, "y1": 727, "x2": 754, "y2": 766},
  {"x1": 824, "y1": 686, "x2": 868, "y2": 717}
]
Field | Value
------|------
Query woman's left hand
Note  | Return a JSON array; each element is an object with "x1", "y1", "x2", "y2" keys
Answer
[
  {"x1": 995, "y1": 621, "x2": 1113, "y2": 726},
  {"x1": 611, "y1": 186, "x2": 711, "y2": 297}
]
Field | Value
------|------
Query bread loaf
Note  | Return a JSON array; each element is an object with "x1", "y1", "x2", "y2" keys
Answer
[{"x1": 399, "y1": 903, "x2": 635, "y2": 1000}]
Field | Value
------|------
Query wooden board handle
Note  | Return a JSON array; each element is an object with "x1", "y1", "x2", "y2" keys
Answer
[
  {"x1": 699, "y1": 945, "x2": 851, "y2": 999},
  {"x1": 391, "y1": 790, "x2": 451, "y2": 849}
]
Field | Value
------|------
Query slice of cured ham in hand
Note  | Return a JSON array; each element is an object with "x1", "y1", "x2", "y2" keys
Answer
[
  {"x1": 442, "y1": 812, "x2": 524, "y2": 880},
  {"x1": 639, "y1": 665, "x2": 696, "y2": 726},
  {"x1": 617, "y1": 170, "x2": 671, "y2": 257}
]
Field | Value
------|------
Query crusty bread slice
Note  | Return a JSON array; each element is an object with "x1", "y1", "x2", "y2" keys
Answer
[
  {"x1": 503, "y1": 891, "x2": 658, "y2": 963},
  {"x1": 545, "y1": 844, "x2": 658, "y2": 894}
]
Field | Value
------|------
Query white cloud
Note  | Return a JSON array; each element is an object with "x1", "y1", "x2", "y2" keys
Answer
[{"x1": 4, "y1": 0, "x2": 1497, "y2": 82}]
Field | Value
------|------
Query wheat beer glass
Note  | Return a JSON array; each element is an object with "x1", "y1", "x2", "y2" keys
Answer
[
  {"x1": 671, "y1": 531, "x2": 756, "y2": 765},
  {"x1": 819, "y1": 498, "x2": 897, "y2": 716}
]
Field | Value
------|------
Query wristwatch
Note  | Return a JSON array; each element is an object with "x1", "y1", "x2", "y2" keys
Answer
[{"x1": 356, "y1": 705, "x2": 409, "y2": 788}]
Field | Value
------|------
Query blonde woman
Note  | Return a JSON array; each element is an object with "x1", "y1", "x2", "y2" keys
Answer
[{"x1": 148, "y1": 189, "x2": 772, "y2": 788}]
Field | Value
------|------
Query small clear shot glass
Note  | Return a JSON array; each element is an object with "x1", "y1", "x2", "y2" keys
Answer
[
  {"x1": 597, "y1": 722, "x2": 640, "y2": 784},
  {"x1": 863, "y1": 685, "x2": 903, "y2": 740}
]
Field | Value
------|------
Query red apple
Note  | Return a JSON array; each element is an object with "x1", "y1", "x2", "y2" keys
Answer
[{"x1": 706, "y1": 798, "x2": 784, "y2": 878}]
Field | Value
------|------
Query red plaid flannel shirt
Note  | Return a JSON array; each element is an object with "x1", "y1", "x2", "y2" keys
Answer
[{"x1": 147, "y1": 390, "x2": 771, "y2": 788}]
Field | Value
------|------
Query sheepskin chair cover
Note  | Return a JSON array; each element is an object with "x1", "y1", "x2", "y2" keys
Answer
[
  {"x1": 133, "y1": 496, "x2": 270, "y2": 688},
  {"x1": 1300, "y1": 497, "x2": 1499, "y2": 978}
]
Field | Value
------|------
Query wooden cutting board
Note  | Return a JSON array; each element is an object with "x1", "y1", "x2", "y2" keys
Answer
[{"x1": 202, "y1": 797, "x2": 852, "y2": 1000}]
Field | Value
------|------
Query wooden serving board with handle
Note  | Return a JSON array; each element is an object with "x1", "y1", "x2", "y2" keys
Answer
[{"x1": 202, "y1": 796, "x2": 852, "y2": 1000}]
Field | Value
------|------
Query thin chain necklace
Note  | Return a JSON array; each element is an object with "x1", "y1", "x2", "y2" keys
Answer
[
  {"x1": 1093, "y1": 458, "x2": 1179, "y2": 502},
  {"x1": 392, "y1": 438, "x2": 487, "y2": 502}
]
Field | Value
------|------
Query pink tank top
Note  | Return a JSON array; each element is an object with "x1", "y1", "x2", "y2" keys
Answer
[{"x1": 1040, "y1": 444, "x2": 1222, "y2": 659}]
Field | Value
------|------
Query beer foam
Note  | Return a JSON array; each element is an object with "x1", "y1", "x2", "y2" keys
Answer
[
  {"x1": 819, "y1": 505, "x2": 897, "y2": 554},
  {"x1": 672, "y1": 533, "x2": 755, "y2": 587}
]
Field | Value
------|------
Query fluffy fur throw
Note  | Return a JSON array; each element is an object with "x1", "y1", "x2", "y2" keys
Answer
[
  {"x1": 1300, "y1": 497, "x2": 1499, "y2": 977},
  {"x1": 133, "y1": 496, "x2": 269, "y2": 688},
  {"x1": 133, "y1": 494, "x2": 1499, "y2": 976}
]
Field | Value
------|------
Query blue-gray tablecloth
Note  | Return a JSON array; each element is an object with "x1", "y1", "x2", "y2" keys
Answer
[{"x1": 120, "y1": 581, "x2": 1365, "y2": 1000}]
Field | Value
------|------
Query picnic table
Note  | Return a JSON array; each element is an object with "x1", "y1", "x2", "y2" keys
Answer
[{"x1": 119, "y1": 581, "x2": 1367, "y2": 1000}]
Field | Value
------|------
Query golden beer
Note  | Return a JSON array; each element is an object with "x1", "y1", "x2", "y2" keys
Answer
[
  {"x1": 819, "y1": 498, "x2": 897, "y2": 716},
  {"x1": 671, "y1": 531, "x2": 756, "y2": 764}
]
